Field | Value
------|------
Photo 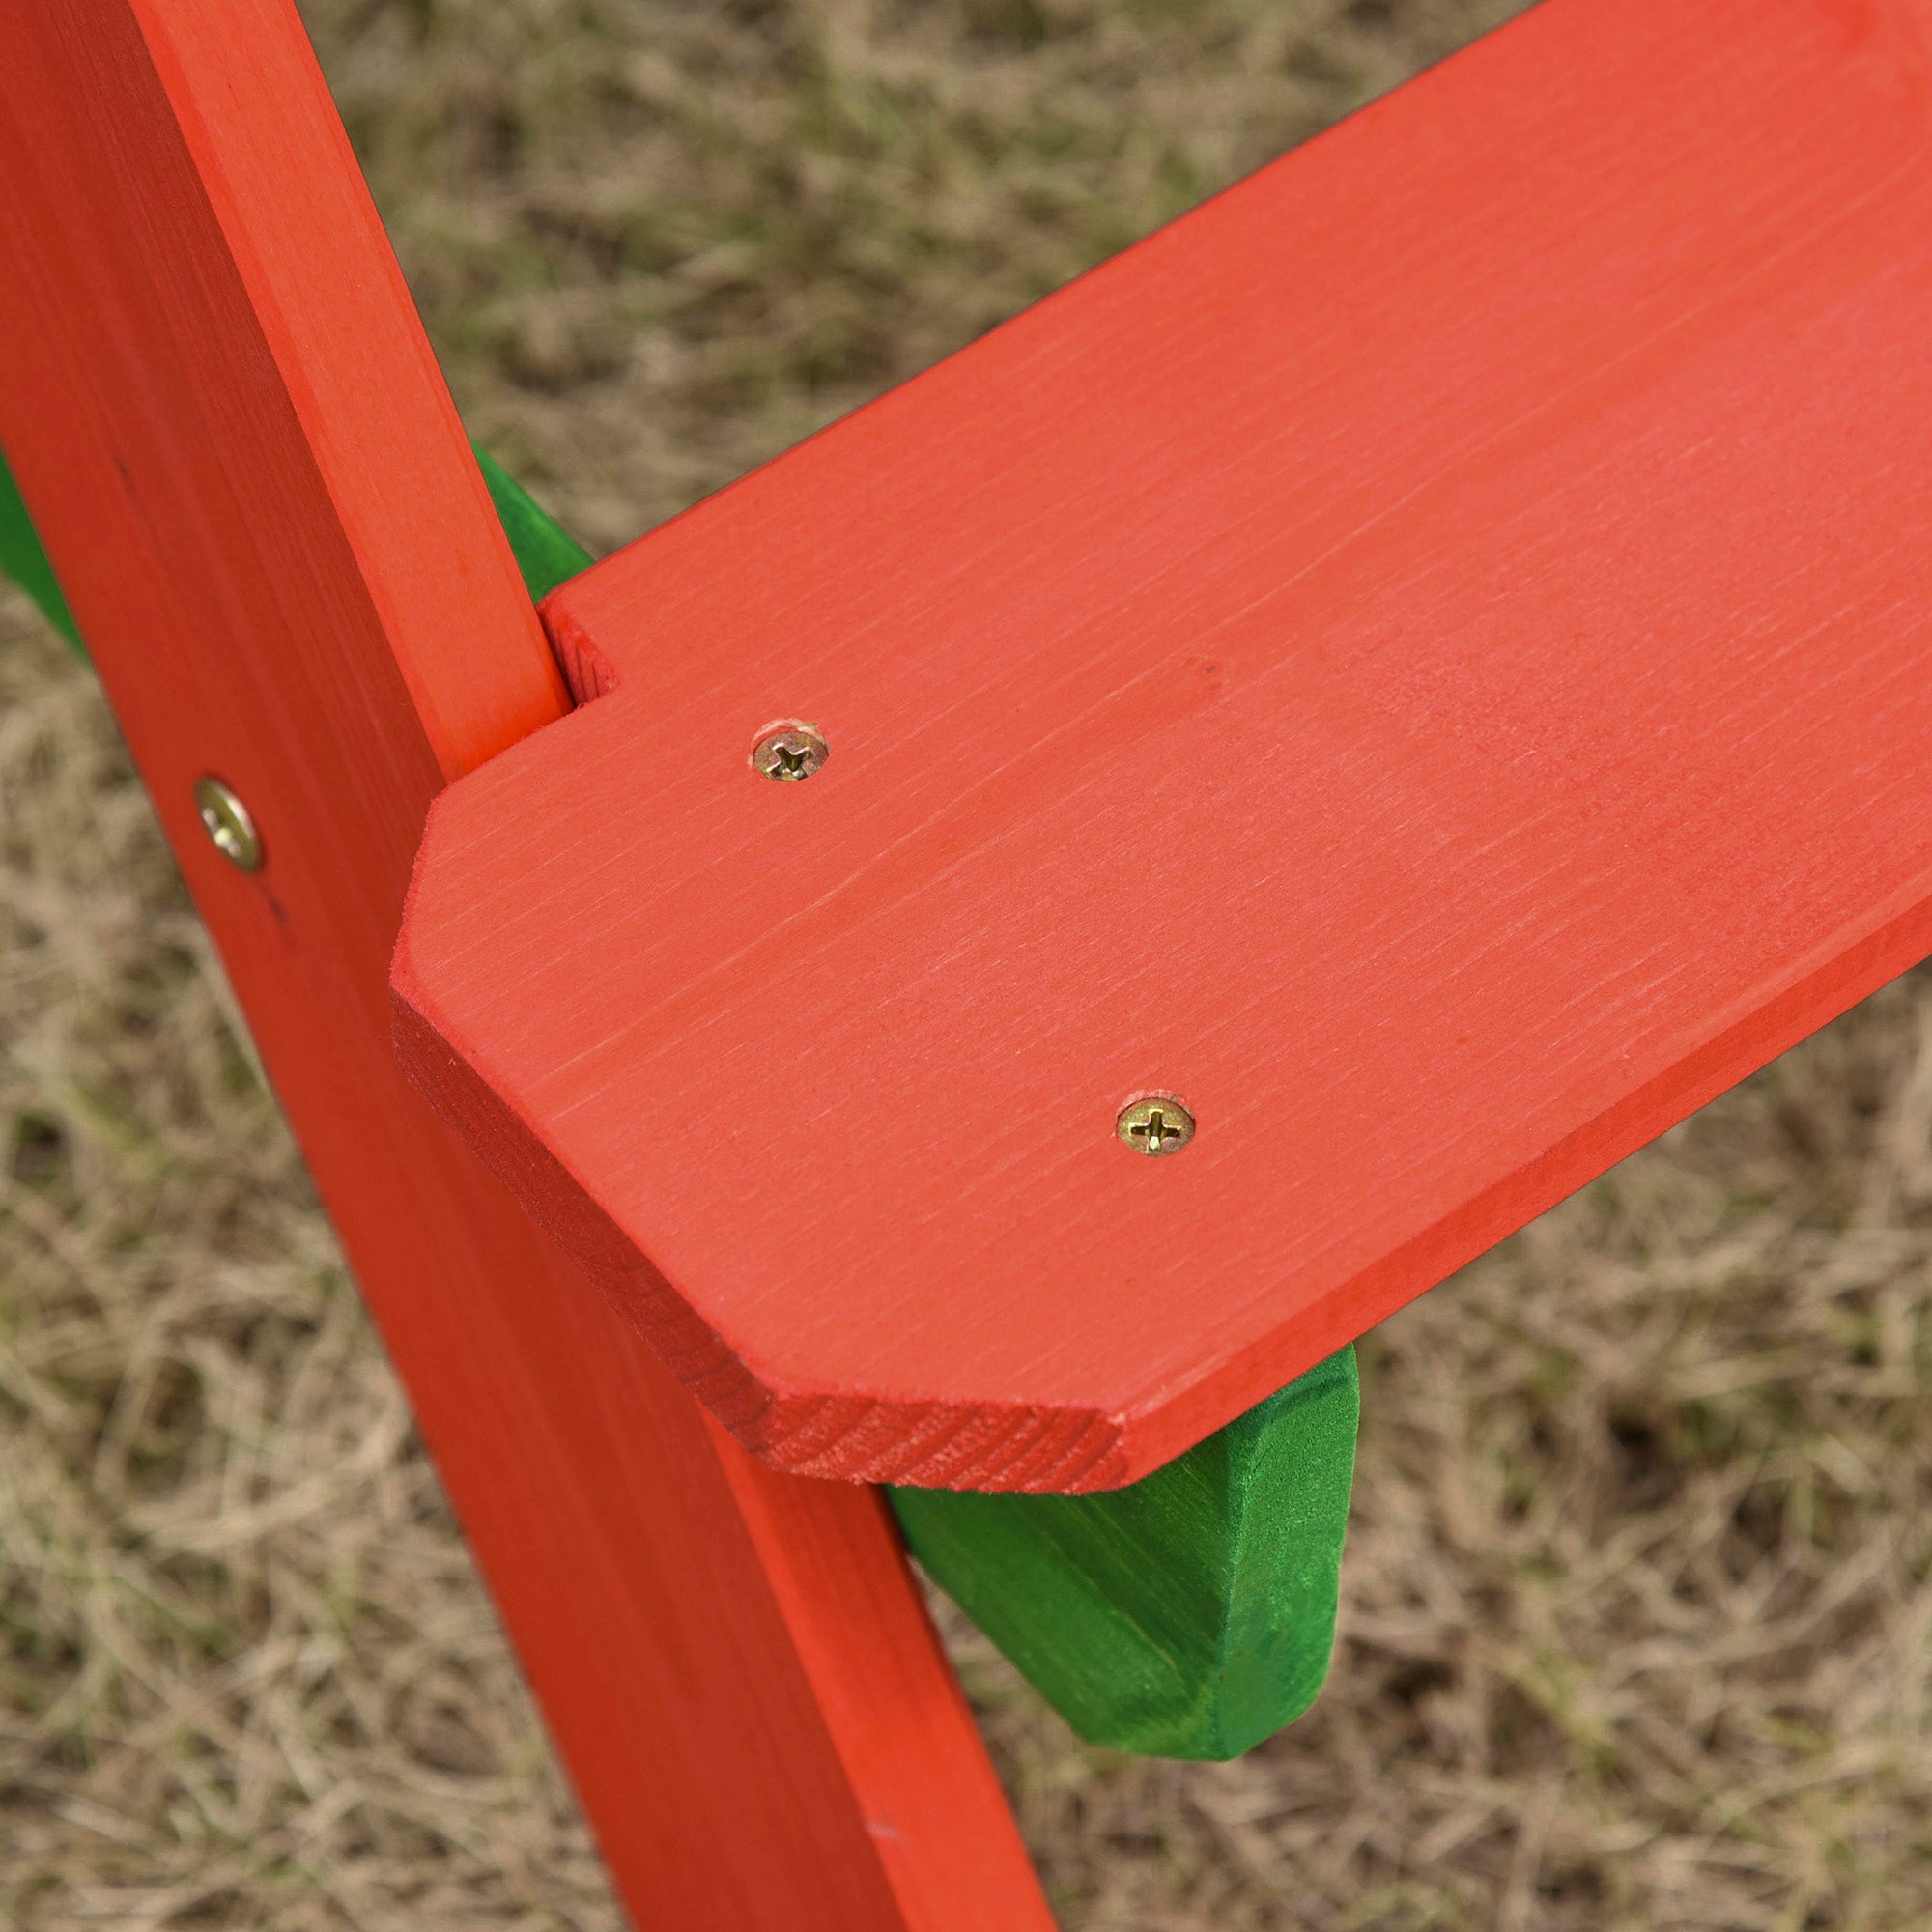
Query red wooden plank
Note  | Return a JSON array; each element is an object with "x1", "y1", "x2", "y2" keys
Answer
[
  {"x1": 396, "y1": 0, "x2": 1932, "y2": 1492},
  {"x1": 0, "y1": 2, "x2": 1050, "y2": 1924}
]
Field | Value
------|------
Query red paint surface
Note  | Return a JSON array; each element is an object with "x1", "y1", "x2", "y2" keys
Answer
[
  {"x1": 0, "y1": 2, "x2": 1049, "y2": 1924},
  {"x1": 399, "y1": 0, "x2": 1932, "y2": 1492}
]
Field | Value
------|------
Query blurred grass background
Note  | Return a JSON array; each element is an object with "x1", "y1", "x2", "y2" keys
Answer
[{"x1": 8, "y1": 0, "x2": 1932, "y2": 1925}]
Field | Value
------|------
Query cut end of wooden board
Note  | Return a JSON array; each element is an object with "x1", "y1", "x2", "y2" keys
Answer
[{"x1": 393, "y1": 0, "x2": 1932, "y2": 1491}]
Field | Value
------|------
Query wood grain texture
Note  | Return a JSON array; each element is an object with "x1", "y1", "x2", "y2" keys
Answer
[
  {"x1": 895, "y1": 1347, "x2": 1358, "y2": 1759},
  {"x1": 397, "y1": 0, "x2": 1932, "y2": 1492},
  {"x1": 0, "y1": 3, "x2": 1050, "y2": 1925}
]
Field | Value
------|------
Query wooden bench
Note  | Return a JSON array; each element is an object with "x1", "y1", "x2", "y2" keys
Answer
[{"x1": 5, "y1": 0, "x2": 1928, "y2": 1921}]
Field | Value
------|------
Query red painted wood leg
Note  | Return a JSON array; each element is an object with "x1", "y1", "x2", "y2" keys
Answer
[{"x1": 0, "y1": 1, "x2": 1050, "y2": 1923}]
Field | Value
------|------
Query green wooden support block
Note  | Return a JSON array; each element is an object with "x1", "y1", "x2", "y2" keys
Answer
[
  {"x1": 1, "y1": 441, "x2": 1360, "y2": 1761},
  {"x1": 892, "y1": 1347, "x2": 1359, "y2": 1760}
]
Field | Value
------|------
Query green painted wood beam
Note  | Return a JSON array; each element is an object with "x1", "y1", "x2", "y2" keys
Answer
[
  {"x1": 0, "y1": 439, "x2": 1359, "y2": 1761},
  {"x1": 893, "y1": 1348, "x2": 1358, "y2": 1759}
]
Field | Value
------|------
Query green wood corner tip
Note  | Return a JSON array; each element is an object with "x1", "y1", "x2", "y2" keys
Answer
[
  {"x1": 473, "y1": 446, "x2": 592, "y2": 604},
  {"x1": 0, "y1": 443, "x2": 81, "y2": 650},
  {"x1": 891, "y1": 1346, "x2": 1359, "y2": 1761}
]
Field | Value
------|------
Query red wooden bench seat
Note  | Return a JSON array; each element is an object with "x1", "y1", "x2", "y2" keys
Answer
[{"x1": 395, "y1": 0, "x2": 1932, "y2": 1492}]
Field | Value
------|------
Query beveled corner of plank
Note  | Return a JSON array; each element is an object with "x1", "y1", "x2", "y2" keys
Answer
[{"x1": 392, "y1": 0, "x2": 1932, "y2": 1491}]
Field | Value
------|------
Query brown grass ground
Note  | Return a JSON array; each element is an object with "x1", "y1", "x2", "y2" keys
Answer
[{"x1": 7, "y1": 2, "x2": 1932, "y2": 1925}]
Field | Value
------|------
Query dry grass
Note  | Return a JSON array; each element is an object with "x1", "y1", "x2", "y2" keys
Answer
[{"x1": 6, "y1": 0, "x2": 1932, "y2": 1925}]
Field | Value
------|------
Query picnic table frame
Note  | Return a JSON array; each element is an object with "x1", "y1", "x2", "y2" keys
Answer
[{"x1": 6, "y1": 0, "x2": 1931, "y2": 1922}]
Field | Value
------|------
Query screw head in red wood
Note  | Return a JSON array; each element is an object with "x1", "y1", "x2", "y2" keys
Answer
[
  {"x1": 1116, "y1": 1095, "x2": 1195, "y2": 1156},
  {"x1": 752, "y1": 722, "x2": 829, "y2": 782},
  {"x1": 193, "y1": 775, "x2": 264, "y2": 872}
]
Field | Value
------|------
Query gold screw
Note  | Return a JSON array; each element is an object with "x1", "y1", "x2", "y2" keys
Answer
[
  {"x1": 194, "y1": 776, "x2": 263, "y2": 872},
  {"x1": 753, "y1": 722, "x2": 829, "y2": 782},
  {"x1": 1117, "y1": 1095, "x2": 1195, "y2": 1157}
]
